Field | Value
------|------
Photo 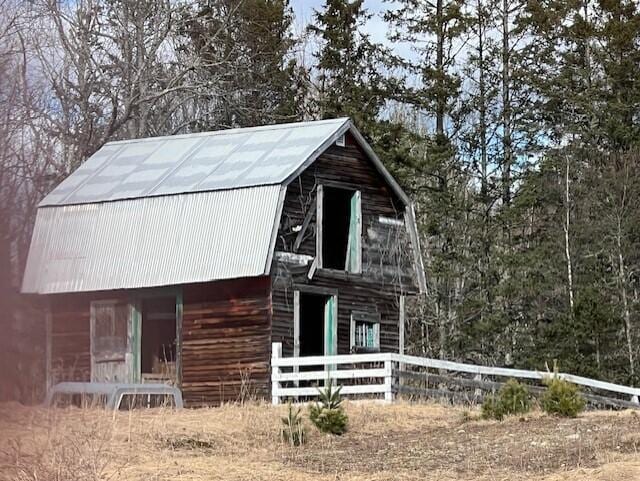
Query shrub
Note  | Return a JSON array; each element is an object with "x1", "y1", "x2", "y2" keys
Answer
[
  {"x1": 499, "y1": 379, "x2": 530, "y2": 415},
  {"x1": 541, "y1": 377, "x2": 586, "y2": 417},
  {"x1": 481, "y1": 379, "x2": 531, "y2": 421},
  {"x1": 481, "y1": 393, "x2": 504, "y2": 421},
  {"x1": 281, "y1": 403, "x2": 305, "y2": 446},
  {"x1": 309, "y1": 380, "x2": 348, "y2": 435}
]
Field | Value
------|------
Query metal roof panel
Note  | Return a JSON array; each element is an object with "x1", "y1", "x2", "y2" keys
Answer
[
  {"x1": 22, "y1": 186, "x2": 284, "y2": 294},
  {"x1": 40, "y1": 118, "x2": 349, "y2": 206}
]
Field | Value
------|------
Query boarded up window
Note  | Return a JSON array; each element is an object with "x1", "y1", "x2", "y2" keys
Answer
[{"x1": 91, "y1": 301, "x2": 129, "y2": 362}]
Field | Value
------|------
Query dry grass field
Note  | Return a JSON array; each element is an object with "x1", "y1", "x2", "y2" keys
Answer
[{"x1": 0, "y1": 401, "x2": 639, "y2": 481}]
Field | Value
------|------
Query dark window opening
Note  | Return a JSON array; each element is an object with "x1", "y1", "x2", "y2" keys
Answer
[
  {"x1": 321, "y1": 186, "x2": 358, "y2": 270},
  {"x1": 299, "y1": 292, "x2": 327, "y2": 358},
  {"x1": 141, "y1": 297, "x2": 176, "y2": 381}
]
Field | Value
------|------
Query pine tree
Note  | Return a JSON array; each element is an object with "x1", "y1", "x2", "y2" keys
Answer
[
  {"x1": 384, "y1": 0, "x2": 473, "y2": 360},
  {"x1": 309, "y1": 0, "x2": 394, "y2": 131},
  {"x1": 179, "y1": 0, "x2": 304, "y2": 129}
]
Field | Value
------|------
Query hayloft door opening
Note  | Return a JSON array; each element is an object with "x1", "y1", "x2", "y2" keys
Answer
[
  {"x1": 141, "y1": 296, "x2": 177, "y2": 384},
  {"x1": 296, "y1": 291, "x2": 338, "y2": 359},
  {"x1": 317, "y1": 185, "x2": 361, "y2": 273}
]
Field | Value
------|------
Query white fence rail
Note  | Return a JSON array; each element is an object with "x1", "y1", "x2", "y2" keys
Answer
[{"x1": 270, "y1": 342, "x2": 640, "y2": 406}]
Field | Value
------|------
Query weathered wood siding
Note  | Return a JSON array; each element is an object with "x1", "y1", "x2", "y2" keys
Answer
[
  {"x1": 181, "y1": 277, "x2": 272, "y2": 406},
  {"x1": 272, "y1": 264, "x2": 402, "y2": 357},
  {"x1": 273, "y1": 132, "x2": 416, "y2": 357},
  {"x1": 46, "y1": 279, "x2": 273, "y2": 406},
  {"x1": 48, "y1": 295, "x2": 92, "y2": 384}
]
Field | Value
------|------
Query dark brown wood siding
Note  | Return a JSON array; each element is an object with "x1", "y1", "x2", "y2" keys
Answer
[
  {"x1": 272, "y1": 265, "x2": 401, "y2": 356},
  {"x1": 272, "y1": 132, "x2": 415, "y2": 357},
  {"x1": 49, "y1": 296, "x2": 91, "y2": 383},
  {"x1": 47, "y1": 278, "x2": 273, "y2": 406},
  {"x1": 181, "y1": 276, "x2": 272, "y2": 406}
]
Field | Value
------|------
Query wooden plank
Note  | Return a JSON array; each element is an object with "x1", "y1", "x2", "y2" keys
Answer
[
  {"x1": 175, "y1": 289, "x2": 183, "y2": 389},
  {"x1": 274, "y1": 368, "x2": 388, "y2": 382},
  {"x1": 274, "y1": 384, "x2": 387, "y2": 397},
  {"x1": 354, "y1": 190, "x2": 362, "y2": 273},
  {"x1": 560, "y1": 373, "x2": 640, "y2": 397},
  {"x1": 396, "y1": 354, "x2": 547, "y2": 380},
  {"x1": 275, "y1": 252, "x2": 313, "y2": 265},
  {"x1": 45, "y1": 301, "x2": 52, "y2": 391},
  {"x1": 307, "y1": 257, "x2": 318, "y2": 280},
  {"x1": 293, "y1": 197, "x2": 316, "y2": 253},
  {"x1": 399, "y1": 296, "x2": 405, "y2": 355},
  {"x1": 272, "y1": 351, "x2": 392, "y2": 367},
  {"x1": 316, "y1": 184, "x2": 323, "y2": 267},
  {"x1": 395, "y1": 354, "x2": 640, "y2": 397},
  {"x1": 293, "y1": 291, "x2": 300, "y2": 359},
  {"x1": 396, "y1": 371, "x2": 640, "y2": 409}
]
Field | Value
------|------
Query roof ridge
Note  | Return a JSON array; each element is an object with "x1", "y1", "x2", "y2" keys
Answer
[{"x1": 106, "y1": 117, "x2": 350, "y2": 146}]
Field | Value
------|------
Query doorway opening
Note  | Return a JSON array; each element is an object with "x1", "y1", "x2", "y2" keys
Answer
[
  {"x1": 299, "y1": 292, "x2": 327, "y2": 358},
  {"x1": 141, "y1": 296, "x2": 177, "y2": 383},
  {"x1": 297, "y1": 291, "x2": 337, "y2": 359}
]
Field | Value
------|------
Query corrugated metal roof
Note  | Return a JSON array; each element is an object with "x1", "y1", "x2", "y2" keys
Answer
[
  {"x1": 22, "y1": 186, "x2": 284, "y2": 294},
  {"x1": 41, "y1": 118, "x2": 349, "y2": 206},
  {"x1": 23, "y1": 118, "x2": 425, "y2": 295}
]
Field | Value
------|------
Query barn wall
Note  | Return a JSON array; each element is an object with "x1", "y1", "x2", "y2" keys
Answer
[
  {"x1": 49, "y1": 296, "x2": 90, "y2": 383},
  {"x1": 181, "y1": 276, "x2": 272, "y2": 406},
  {"x1": 272, "y1": 265, "x2": 401, "y2": 357},
  {"x1": 272, "y1": 132, "x2": 414, "y2": 357},
  {"x1": 46, "y1": 277, "x2": 273, "y2": 407},
  {"x1": 47, "y1": 292, "x2": 129, "y2": 384}
]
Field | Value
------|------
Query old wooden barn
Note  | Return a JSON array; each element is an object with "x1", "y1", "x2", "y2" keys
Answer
[{"x1": 21, "y1": 118, "x2": 426, "y2": 406}]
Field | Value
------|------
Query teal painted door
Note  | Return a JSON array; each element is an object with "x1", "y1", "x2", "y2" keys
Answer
[{"x1": 324, "y1": 296, "x2": 337, "y2": 356}]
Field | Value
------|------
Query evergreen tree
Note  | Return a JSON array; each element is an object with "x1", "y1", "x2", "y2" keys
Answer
[
  {"x1": 179, "y1": 0, "x2": 304, "y2": 129},
  {"x1": 385, "y1": 0, "x2": 473, "y2": 360},
  {"x1": 309, "y1": 0, "x2": 396, "y2": 131}
]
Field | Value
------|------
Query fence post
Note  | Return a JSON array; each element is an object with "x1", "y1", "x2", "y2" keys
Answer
[
  {"x1": 384, "y1": 357, "x2": 394, "y2": 403},
  {"x1": 271, "y1": 342, "x2": 282, "y2": 405}
]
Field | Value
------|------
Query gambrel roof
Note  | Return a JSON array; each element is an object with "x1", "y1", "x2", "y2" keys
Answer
[{"x1": 22, "y1": 118, "x2": 425, "y2": 294}]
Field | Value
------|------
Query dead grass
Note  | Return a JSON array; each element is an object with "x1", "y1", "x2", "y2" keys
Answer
[{"x1": 0, "y1": 401, "x2": 638, "y2": 481}]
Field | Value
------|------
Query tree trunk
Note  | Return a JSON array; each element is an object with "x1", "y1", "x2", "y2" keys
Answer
[
  {"x1": 435, "y1": 0, "x2": 445, "y2": 137},
  {"x1": 563, "y1": 155, "x2": 575, "y2": 317},
  {"x1": 501, "y1": 0, "x2": 512, "y2": 206},
  {"x1": 616, "y1": 215, "x2": 635, "y2": 378}
]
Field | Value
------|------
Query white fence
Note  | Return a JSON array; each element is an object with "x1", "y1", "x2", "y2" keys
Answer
[{"x1": 270, "y1": 342, "x2": 640, "y2": 406}]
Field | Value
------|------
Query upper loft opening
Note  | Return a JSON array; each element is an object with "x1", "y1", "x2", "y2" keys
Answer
[{"x1": 318, "y1": 185, "x2": 361, "y2": 273}]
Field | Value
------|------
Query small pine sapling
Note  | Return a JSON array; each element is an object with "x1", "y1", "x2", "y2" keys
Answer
[
  {"x1": 481, "y1": 379, "x2": 531, "y2": 420},
  {"x1": 541, "y1": 377, "x2": 586, "y2": 417},
  {"x1": 309, "y1": 379, "x2": 348, "y2": 435}
]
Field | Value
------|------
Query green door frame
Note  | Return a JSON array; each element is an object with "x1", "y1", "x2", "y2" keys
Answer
[
  {"x1": 129, "y1": 286, "x2": 183, "y2": 386},
  {"x1": 293, "y1": 286, "x2": 338, "y2": 358}
]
